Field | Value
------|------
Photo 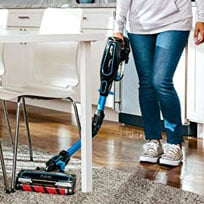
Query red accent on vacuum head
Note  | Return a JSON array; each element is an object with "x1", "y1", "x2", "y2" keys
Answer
[
  {"x1": 22, "y1": 184, "x2": 32, "y2": 192},
  {"x1": 15, "y1": 169, "x2": 76, "y2": 195},
  {"x1": 19, "y1": 184, "x2": 68, "y2": 195},
  {"x1": 34, "y1": 185, "x2": 45, "y2": 193}
]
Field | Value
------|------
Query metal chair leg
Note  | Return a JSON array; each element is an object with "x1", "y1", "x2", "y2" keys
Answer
[
  {"x1": 22, "y1": 97, "x2": 33, "y2": 161},
  {"x1": 2, "y1": 100, "x2": 14, "y2": 150},
  {"x1": 11, "y1": 97, "x2": 21, "y2": 192},
  {"x1": 0, "y1": 140, "x2": 10, "y2": 193},
  {"x1": 68, "y1": 97, "x2": 81, "y2": 137}
]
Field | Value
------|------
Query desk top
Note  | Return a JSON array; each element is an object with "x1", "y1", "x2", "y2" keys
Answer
[{"x1": 0, "y1": 30, "x2": 105, "y2": 43}]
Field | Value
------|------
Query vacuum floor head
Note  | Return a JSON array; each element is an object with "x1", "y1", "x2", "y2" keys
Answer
[{"x1": 16, "y1": 169, "x2": 76, "y2": 195}]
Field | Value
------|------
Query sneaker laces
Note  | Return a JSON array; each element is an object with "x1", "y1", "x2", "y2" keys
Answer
[
  {"x1": 162, "y1": 144, "x2": 182, "y2": 160},
  {"x1": 143, "y1": 141, "x2": 162, "y2": 157}
]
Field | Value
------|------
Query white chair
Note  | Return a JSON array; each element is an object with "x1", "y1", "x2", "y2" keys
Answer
[
  {"x1": 0, "y1": 42, "x2": 33, "y2": 193},
  {"x1": 0, "y1": 9, "x2": 30, "y2": 193},
  {"x1": 0, "y1": 44, "x2": 14, "y2": 148},
  {"x1": 0, "y1": 36, "x2": 32, "y2": 155},
  {"x1": 9, "y1": 8, "x2": 83, "y2": 191},
  {"x1": 0, "y1": 11, "x2": 15, "y2": 149}
]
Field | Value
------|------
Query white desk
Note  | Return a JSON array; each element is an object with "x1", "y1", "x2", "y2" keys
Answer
[{"x1": 0, "y1": 30, "x2": 105, "y2": 192}]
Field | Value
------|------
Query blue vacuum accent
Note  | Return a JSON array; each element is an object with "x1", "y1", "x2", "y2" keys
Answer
[
  {"x1": 97, "y1": 96, "x2": 106, "y2": 111},
  {"x1": 67, "y1": 140, "x2": 81, "y2": 156}
]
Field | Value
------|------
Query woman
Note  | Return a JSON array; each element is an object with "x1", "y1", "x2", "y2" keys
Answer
[{"x1": 114, "y1": 0, "x2": 204, "y2": 166}]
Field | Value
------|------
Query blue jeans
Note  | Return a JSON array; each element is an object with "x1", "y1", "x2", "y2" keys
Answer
[{"x1": 128, "y1": 31, "x2": 189, "y2": 144}]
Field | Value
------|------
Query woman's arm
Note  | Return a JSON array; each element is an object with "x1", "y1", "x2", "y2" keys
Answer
[
  {"x1": 114, "y1": 0, "x2": 132, "y2": 43},
  {"x1": 114, "y1": 0, "x2": 132, "y2": 33}
]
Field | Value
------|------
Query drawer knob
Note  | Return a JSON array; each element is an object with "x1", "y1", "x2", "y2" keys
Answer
[{"x1": 19, "y1": 28, "x2": 27, "y2": 31}]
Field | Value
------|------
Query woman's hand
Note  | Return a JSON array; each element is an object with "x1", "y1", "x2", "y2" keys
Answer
[
  {"x1": 114, "y1": 32, "x2": 125, "y2": 47},
  {"x1": 194, "y1": 22, "x2": 204, "y2": 45},
  {"x1": 114, "y1": 32, "x2": 124, "y2": 40}
]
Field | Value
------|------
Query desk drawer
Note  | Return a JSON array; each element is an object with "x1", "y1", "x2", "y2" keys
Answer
[{"x1": 7, "y1": 9, "x2": 44, "y2": 28}]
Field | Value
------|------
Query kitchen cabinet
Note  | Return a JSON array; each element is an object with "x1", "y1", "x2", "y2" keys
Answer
[
  {"x1": 2, "y1": 9, "x2": 44, "y2": 90},
  {"x1": 187, "y1": 7, "x2": 204, "y2": 138},
  {"x1": 2, "y1": 8, "x2": 116, "y2": 113}
]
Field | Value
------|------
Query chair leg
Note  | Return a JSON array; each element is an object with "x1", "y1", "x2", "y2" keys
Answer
[
  {"x1": 0, "y1": 140, "x2": 10, "y2": 193},
  {"x1": 11, "y1": 96, "x2": 21, "y2": 192},
  {"x1": 2, "y1": 100, "x2": 14, "y2": 150},
  {"x1": 68, "y1": 97, "x2": 81, "y2": 137},
  {"x1": 22, "y1": 97, "x2": 33, "y2": 161}
]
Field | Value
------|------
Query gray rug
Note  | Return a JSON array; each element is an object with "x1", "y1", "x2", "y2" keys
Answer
[{"x1": 1, "y1": 143, "x2": 204, "y2": 204}]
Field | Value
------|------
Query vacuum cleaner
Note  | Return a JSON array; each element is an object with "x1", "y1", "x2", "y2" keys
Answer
[{"x1": 15, "y1": 36, "x2": 130, "y2": 195}]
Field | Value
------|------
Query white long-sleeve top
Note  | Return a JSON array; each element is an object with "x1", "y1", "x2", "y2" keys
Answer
[{"x1": 114, "y1": 0, "x2": 204, "y2": 34}]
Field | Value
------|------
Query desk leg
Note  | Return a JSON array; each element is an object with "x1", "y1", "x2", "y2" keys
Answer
[{"x1": 79, "y1": 41, "x2": 92, "y2": 192}]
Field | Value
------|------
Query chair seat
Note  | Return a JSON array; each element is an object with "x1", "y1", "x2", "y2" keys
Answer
[
  {"x1": 1, "y1": 85, "x2": 77, "y2": 99},
  {"x1": 0, "y1": 87, "x2": 23, "y2": 100}
]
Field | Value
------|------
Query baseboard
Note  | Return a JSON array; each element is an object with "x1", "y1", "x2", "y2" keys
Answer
[
  {"x1": 119, "y1": 112, "x2": 197, "y2": 137},
  {"x1": 24, "y1": 98, "x2": 119, "y2": 122}
]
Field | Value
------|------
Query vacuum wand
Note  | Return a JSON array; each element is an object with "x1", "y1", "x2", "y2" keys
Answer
[
  {"x1": 92, "y1": 36, "x2": 130, "y2": 136},
  {"x1": 45, "y1": 36, "x2": 130, "y2": 172},
  {"x1": 45, "y1": 37, "x2": 130, "y2": 173}
]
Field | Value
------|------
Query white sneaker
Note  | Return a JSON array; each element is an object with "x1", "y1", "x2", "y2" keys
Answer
[
  {"x1": 159, "y1": 144, "x2": 183, "y2": 166},
  {"x1": 140, "y1": 140, "x2": 163, "y2": 163}
]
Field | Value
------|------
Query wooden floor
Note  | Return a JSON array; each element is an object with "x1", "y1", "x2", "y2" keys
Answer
[{"x1": 1, "y1": 102, "x2": 204, "y2": 196}]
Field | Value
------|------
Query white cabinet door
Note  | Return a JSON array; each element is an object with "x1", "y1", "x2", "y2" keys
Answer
[
  {"x1": 190, "y1": 44, "x2": 204, "y2": 122},
  {"x1": 2, "y1": 43, "x2": 26, "y2": 89},
  {"x1": 2, "y1": 9, "x2": 43, "y2": 90},
  {"x1": 121, "y1": 51, "x2": 140, "y2": 116},
  {"x1": 2, "y1": 30, "x2": 39, "y2": 90},
  {"x1": 186, "y1": 6, "x2": 204, "y2": 138},
  {"x1": 187, "y1": 6, "x2": 204, "y2": 123},
  {"x1": 187, "y1": 32, "x2": 204, "y2": 122}
]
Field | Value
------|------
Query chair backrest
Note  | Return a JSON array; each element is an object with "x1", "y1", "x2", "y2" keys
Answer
[
  {"x1": 40, "y1": 8, "x2": 82, "y2": 34},
  {"x1": 0, "y1": 44, "x2": 5, "y2": 77},
  {"x1": 0, "y1": 9, "x2": 8, "y2": 30},
  {"x1": 0, "y1": 9, "x2": 8, "y2": 77},
  {"x1": 28, "y1": 8, "x2": 83, "y2": 90}
]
